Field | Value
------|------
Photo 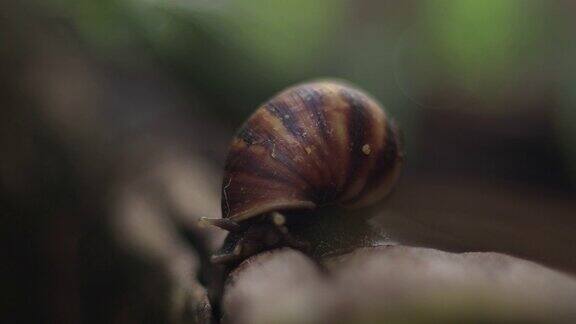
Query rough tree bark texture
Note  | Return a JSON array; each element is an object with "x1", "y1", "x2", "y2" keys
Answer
[{"x1": 222, "y1": 246, "x2": 576, "y2": 324}]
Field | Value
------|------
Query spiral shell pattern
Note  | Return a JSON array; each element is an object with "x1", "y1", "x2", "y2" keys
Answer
[{"x1": 221, "y1": 81, "x2": 404, "y2": 222}]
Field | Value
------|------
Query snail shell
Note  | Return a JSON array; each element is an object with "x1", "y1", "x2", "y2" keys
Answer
[{"x1": 221, "y1": 81, "x2": 404, "y2": 223}]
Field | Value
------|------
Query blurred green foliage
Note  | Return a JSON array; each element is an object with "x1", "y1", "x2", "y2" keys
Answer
[
  {"x1": 41, "y1": 0, "x2": 576, "y2": 185},
  {"x1": 56, "y1": 0, "x2": 344, "y2": 119},
  {"x1": 425, "y1": 0, "x2": 536, "y2": 88}
]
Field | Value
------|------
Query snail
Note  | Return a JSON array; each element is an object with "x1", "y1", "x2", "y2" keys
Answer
[{"x1": 201, "y1": 80, "x2": 404, "y2": 264}]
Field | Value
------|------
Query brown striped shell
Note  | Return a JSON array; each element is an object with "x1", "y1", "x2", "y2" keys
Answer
[{"x1": 221, "y1": 81, "x2": 404, "y2": 223}]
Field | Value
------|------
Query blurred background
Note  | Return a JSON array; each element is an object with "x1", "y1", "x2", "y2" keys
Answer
[{"x1": 2, "y1": 0, "x2": 576, "y2": 322}]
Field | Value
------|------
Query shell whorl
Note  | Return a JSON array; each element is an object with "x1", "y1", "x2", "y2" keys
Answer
[{"x1": 221, "y1": 81, "x2": 404, "y2": 222}]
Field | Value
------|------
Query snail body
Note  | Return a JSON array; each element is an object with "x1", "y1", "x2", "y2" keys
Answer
[{"x1": 202, "y1": 80, "x2": 404, "y2": 264}]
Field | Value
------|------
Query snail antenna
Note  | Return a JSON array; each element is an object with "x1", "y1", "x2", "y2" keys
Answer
[{"x1": 199, "y1": 217, "x2": 242, "y2": 233}]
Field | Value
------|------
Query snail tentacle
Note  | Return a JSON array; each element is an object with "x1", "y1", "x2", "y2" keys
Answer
[{"x1": 199, "y1": 217, "x2": 242, "y2": 233}]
